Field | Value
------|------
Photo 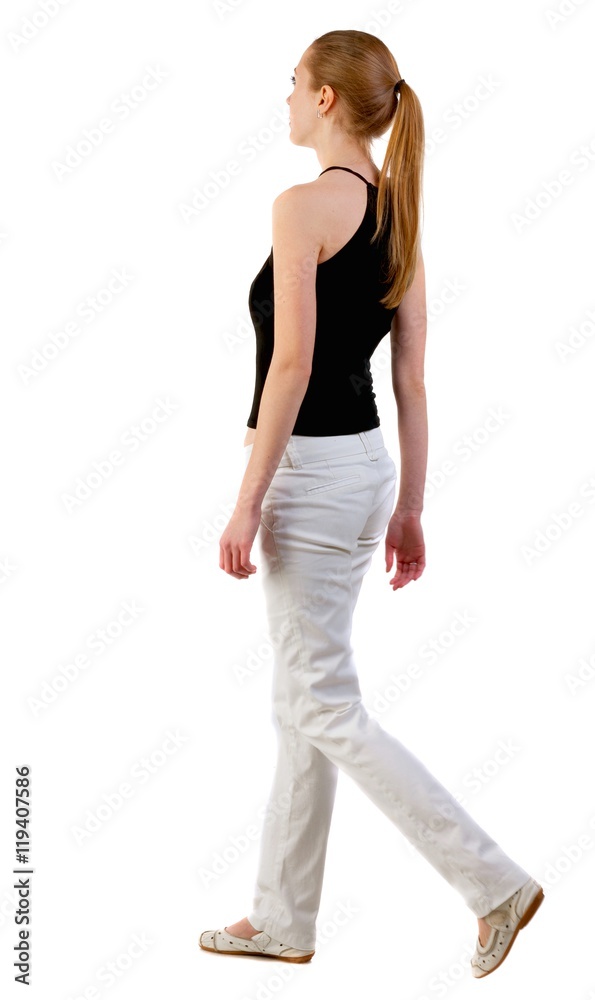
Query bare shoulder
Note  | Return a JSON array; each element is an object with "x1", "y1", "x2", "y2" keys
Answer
[
  {"x1": 272, "y1": 181, "x2": 325, "y2": 226},
  {"x1": 271, "y1": 183, "x2": 325, "y2": 268}
]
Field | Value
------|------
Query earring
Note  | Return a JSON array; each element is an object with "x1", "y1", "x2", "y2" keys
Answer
[{"x1": 317, "y1": 109, "x2": 324, "y2": 118}]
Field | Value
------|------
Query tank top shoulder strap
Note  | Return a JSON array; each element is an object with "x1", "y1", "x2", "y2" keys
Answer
[{"x1": 318, "y1": 165, "x2": 371, "y2": 186}]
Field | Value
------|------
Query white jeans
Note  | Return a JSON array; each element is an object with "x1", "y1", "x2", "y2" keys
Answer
[{"x1": 242, "y1": 426, "x2": 529, "y2": 952}]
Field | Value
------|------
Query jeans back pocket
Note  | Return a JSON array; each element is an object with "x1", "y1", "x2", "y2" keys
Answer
[{"x1": 304, "y1": 473, "x2": 362, "y2": 495}]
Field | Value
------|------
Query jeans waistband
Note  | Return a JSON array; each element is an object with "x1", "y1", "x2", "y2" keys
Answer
[{"x1": 273, "y1": 426, "x2": 385, "y2": 468}]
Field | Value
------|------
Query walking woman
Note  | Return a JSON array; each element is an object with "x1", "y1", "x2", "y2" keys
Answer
[{"x1": 201, "y1": 29, "x2": 544, "y2": 978}]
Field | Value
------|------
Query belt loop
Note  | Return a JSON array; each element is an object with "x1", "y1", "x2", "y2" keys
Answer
[
  {"x1": 359, "y1": 430, "x2": 377, "y2": 461},
  {"x1": 286, "y1": 436, "x2": 302, "y2": 468}
]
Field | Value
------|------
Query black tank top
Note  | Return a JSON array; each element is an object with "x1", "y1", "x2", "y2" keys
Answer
[{"x1": 246, "y1": 166, "x2": 398, "y2": 435}]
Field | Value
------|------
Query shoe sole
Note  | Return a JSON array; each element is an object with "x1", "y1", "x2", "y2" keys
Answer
[
  {"x1": 199, "y1": 941, "x2": 314, "y2": 963},
  {"x1": 473, "y1": 885, "x2": 544, "y2": 978}
]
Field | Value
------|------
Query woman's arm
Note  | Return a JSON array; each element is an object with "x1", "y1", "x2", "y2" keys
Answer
[
  {"x1": 390, "y1": 248, "x2": 428, "y2": 513},
  {"x1": 219, "y1": 186, "x2": 320, "y2": 579},
  {"x1": 385, "y1": 248, "x2": 428, "y2": 589},
  {"x1": 236, "y1": 186, "x2": 320, "y2": 512}
]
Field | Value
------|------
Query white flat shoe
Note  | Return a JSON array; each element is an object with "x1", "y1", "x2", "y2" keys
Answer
[
  {"x1": 470, "y1": 877, "x2": 544, "y2": 978},
  {"x1": 199, "y1": 927, "x2": 315, "y2": 963}
]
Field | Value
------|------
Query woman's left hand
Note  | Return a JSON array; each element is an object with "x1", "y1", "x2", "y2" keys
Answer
[{"x1": 219, "y1": 504, "x2": 261, "y2": 579}]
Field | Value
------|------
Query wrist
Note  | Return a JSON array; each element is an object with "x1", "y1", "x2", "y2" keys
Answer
[
  {"x1": 236, "y1": 492, "x2": 264, "y2": 513},
  {"x1": 393, "y1": 507, "x2": 423, "y2": 518}
]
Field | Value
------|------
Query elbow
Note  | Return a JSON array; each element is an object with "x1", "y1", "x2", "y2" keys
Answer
[
  {"x1": 270, "y1": 354, "x2": 312, "y2": 380},
  {"x1": 392, "y1": 375, "x2": 426, "y2": 398}
]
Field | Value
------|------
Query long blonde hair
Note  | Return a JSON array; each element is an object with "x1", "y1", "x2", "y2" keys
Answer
[{"x1": 304, "y1": 29, "x2": 425, "y2": 309}]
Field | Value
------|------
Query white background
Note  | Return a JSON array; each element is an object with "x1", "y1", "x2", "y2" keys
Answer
[{"x1": 2, "y1": 0, "x2": 594, "y2": 997}]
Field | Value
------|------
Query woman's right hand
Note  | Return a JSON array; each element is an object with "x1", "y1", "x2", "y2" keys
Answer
[{"x1": 385, "y1": 512, "x2": 425, "y2": 590}]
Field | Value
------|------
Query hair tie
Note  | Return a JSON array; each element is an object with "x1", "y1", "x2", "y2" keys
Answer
[{"x1": 394, "y1": 78, "x2": 405, "y2": 95}]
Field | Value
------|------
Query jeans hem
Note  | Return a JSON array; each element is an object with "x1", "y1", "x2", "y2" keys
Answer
[
  {"x1": 246, "y1": 911, "x2": 316, "y2": 952},
  {"x1": 466, "y1": 868, "x2": 532, "y2": 917}
]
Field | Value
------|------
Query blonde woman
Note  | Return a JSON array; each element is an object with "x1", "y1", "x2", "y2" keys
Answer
[{"x1": 201, "y1": 29, "x2": 544, "y2": 978}]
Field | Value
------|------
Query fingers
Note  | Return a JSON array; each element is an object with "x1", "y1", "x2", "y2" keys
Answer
[
  {"x1": 388, "y1": 556, "x2": 425, "y2": 590},
  {"x1": 220, "y1": 544, "x2": 257, "y2": 580}
]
